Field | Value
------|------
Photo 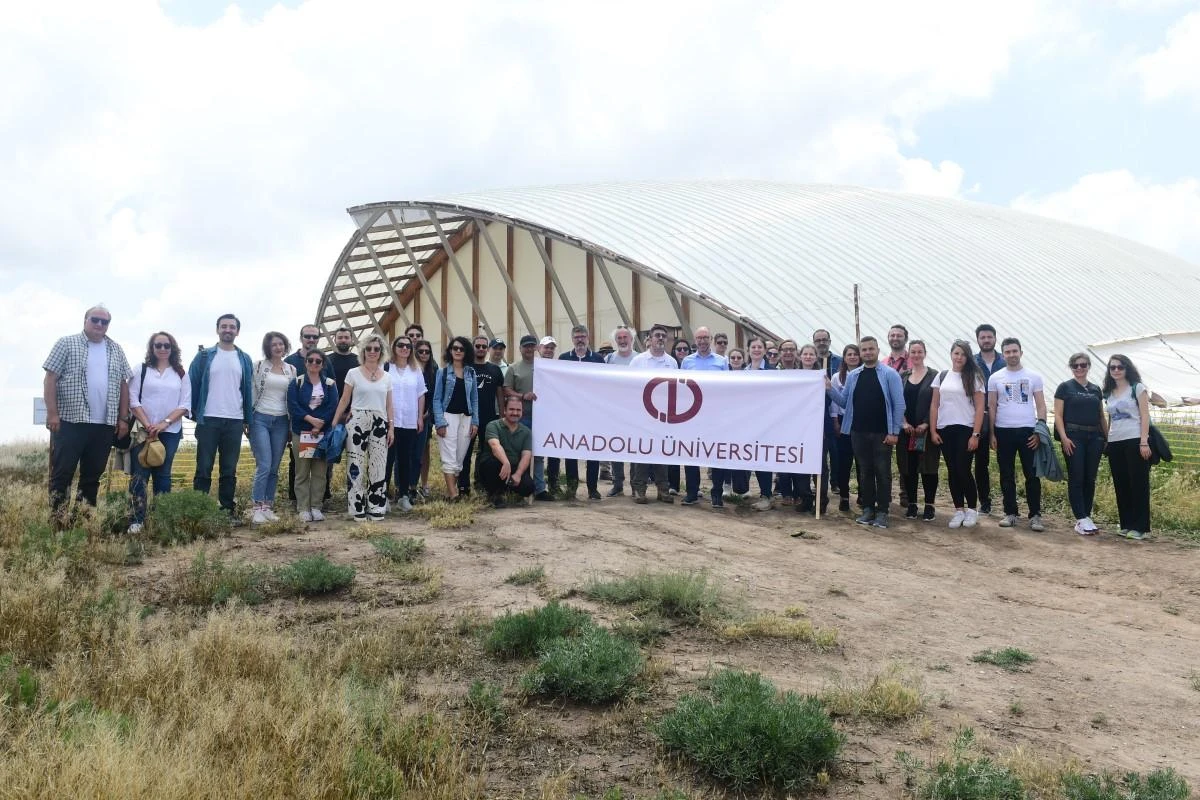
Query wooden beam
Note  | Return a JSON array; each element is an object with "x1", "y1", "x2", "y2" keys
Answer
[
  {"x1": 585, "y1": 252, "x2": 595, "y2": 341},
  {"x1": 431, "y1": 212, "x2": 492, "y2": 341},
  {"x1": 665, "y1": 287, "x2": 690, "y2": 341},
  {"x1": 543, "y1": 237, "x2": 552, "y2": 336},
  {"x1": 532, "y1": 231, "x2": 580, "y2": 329},
  {"x1": 593, "y1": 255, "x2": 635, "y2": 346},
  {"x1": 358, "y1": 231, "x2": 410, "y2": 332},
  {"x1": 440, "y1": 246, "x2": 449, "y2": 346},
  {"x1": 471, "y1": 229, "x2": 479, "y2": 338},
  {"x1": 506, "y1": 225, "x2": 515, "y2": 345},
  {"x1": 632, "y1": 271, "x2": 642, "y2": 336},
  {"x1": 376, "y1": 212, "x2": 472, "y2": 337}
]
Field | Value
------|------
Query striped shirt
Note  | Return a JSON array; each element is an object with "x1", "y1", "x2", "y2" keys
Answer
[{"x1": 43, "y1": 333, "x2": 133, "y2": 425}]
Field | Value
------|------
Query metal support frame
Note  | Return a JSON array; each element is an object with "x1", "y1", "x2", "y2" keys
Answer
[
  {"x1": 387, "y1": 209, "x2": 453, "y2": 337},
  {"x1": 664, "y1": 287, "x2": 691, "y2": 342},
  {"x1": 358, "y1": 231, "x2": 411, "y2": 331},
  {"x1": 531, "y1": 229, "x2": 580, "y2": 328},
  {"x1": 478, "y1": 219, "x2": 537, "y2": 336},
  {"x1": 430, "y1": 211, "x2": 493, "y2": 341},
  {"x1": 592, "y1": 254, "x2": 639, "y2": 351}
]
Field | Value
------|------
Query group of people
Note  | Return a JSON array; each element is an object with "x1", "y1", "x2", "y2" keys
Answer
[{"x1": 43, "y1": 307, "x2": 1157, "y2": 538}]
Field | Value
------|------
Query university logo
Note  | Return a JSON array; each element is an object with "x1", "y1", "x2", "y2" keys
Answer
[{"x1": 642, "y1": 377, "x2": 703, "y2": 424}]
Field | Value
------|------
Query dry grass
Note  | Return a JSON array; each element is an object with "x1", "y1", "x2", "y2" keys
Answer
[
  {"x1": 412, "y1": 497, "x2": 487, "y2": 529},
  {"x1": 715, "y1": 613, "x2": 839, "y2": 650},
  {"x1": 820, "y1": 665, "x2": 925, "y2": 721}
]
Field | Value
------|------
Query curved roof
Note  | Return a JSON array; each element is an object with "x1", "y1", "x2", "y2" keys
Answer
[{"x1": 329, "y1": 180, "x2": 1200, "y2": 384}]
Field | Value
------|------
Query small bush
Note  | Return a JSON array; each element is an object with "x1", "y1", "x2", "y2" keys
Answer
[
  {"x1": 464, "y1": 680, "x2": 505, "y2": 726},
  {"x1": 655, "y1": 668, "x2": 844, "y2": 793},
  {"x1": 175, "y1": 550, "x2": 270, "y2": 606},
  {"x1": 972, "y1": 647, "x2": 1036, "y2": 672},
  {"x1": 521, "y1": 626, "x2": 643, "y2": 703},
  {"x1": 484, "y1": 601, "x2": 593, "y2": 659},
  {"x1": 0, "y1": 653, "x2": 41, "y2": 708},
  {"x1": 371, "y1": 536, "x2": 426, "y2": 563},
  {"x1": 505, "y1": 565, "x2": 545, "y2": 586},
  {"x1": 898, "y1": 728, "x2": 1025, "y2": 800},
  {"x1": 275, "y1": 555, "x2": 355, "y2": 596},
  {"x1": 1062, "y1": 768, "x2": 1190, "y2": 800},
  {"x1": 583, "y1": 570, "x2": 725, "y2": 621},
  {"x1": 718, "y1": 614, "x2": 839, "y2": 650},
  {"x1": 148, "y1": 490, "x2": 230, "y2": 545},
  {"x1": 821, "y1": 669, "x2": 924, "y2": 721}
]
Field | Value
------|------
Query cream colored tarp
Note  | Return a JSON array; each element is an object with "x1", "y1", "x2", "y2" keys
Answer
[{"x1": 1088, "y1": 332, "x2": 1200, "y2": 407}]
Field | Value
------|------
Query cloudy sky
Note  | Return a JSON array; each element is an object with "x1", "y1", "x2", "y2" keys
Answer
[{"x1": 4, "y1": 0, "x2": 1199, "y2": 443}]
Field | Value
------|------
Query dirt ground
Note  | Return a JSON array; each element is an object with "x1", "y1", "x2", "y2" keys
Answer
[{"x1": 125, "y1": 491, "x2": 1200, "y2": 798}]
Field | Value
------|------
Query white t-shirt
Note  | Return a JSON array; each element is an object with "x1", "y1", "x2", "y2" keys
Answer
[
  {"x1": 1106, "y1": 383, "x2": 1148, "y2": 442},
  {"x1": 256, "y1": 370, "x2": 291, "y2": 416},
  {"x1": 308, "y1": 381, "x2": 325, "y2": 410},
  {"x1": 932, "y1": 370, "x2": 983, "y2": 429},
  {"x1": 606, "y1": 351, "x2": 636, "y2": 366},
  {"x1": 628, "y1": 351, "x2": 678, "y2": 371},
  {"x1": 205, "y1": 348, "x2": 245, "y2": 420},
  {"x1": 346, "y1": 366, "x2": 390, "y2": 413},
  {"x1": 989, "y1": 366, "x2": 1043, "y2": 429},
  {"x1": 389, "y1": 365, "x2": 427, "y2": 429},
  {"x1": 130, "y1": 366, "x2": 192, "y2": 433},
  {"x1": 86, "y1": 340, "x2": 108, "y2": 424}
]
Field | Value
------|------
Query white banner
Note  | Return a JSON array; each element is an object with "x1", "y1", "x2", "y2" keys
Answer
[{"x1": 532, "y1": 358, "x2": 826, "y2": 473}]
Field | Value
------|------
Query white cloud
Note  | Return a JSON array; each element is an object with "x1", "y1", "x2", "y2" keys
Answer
[
  {"x1": 0, "y1": 0, "x2": 1074, "y2": 441},
  {"x1": 1134, "y1": 10, "x2": 1200, "y2": 101},
  {"x1": 1012, "y1": 169, "x2": 1200, "y2": 262}
]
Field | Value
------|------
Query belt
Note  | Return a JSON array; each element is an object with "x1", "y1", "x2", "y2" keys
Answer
[{"x1": 1065, "y1": 423, "x2": 1101, "y2": 432}]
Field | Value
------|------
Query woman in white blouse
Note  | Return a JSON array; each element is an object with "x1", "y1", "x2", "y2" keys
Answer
[
  {"x1": 128, "y1": 331, "x2": 192, "y2": 533},
  {"x1": 249, "y1": 331, "x2": 297, "y2": 525},
  {"x1": 385, "y1": 335, "x2": 426, "y2": 513},
  {"x1": 334, "y1": 333, "x2": 394, "y2": 521},
  {"x1": 928, "y1": 340, "x2": 986, "y2": 529}
]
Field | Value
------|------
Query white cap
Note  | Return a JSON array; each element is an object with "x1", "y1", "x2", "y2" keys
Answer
[{"x1": 539, "y1": 335, "x2": 557, "y2": 347}]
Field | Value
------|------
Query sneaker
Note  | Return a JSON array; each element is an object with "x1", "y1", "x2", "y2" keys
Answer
[
  {"x1": 534, "y1": 491, "x2": 556, "y2": 502},
  {"x1": 127, "y1": 522, "x2": 143, "y2": 534},
  {"x1": 871, "y1": 512, "x2": 889, "y2": 529},
  {"x1": 397, "y1": 497, "x2": 413, "y2": 513},
  {"x1": 262, "y1": 508, "x2": 279, "y2": 522},
  {"x1": 634, "y1": 493, "x2": 648, "y2": 504},
  {"x1": 251, "y1": 508, "x2": 268, "y2": 526},
  {"x1": 838, "y1": 498, "x2": 850, "y2": 513},
  {"x1": 753, "y1": 497, "x2": 773, "y2": 512},
  {"x1": 998, "y1": 514, "x2": 1017, "y2": 528},
  {"x1": 905, "y1": 504, "x2": 919, "y2": 519},
  {"x1": 1117, "y1": 529, "x2": 1130, "y2": 538},
  {"x1": 1082, "y1": 516, "x2": 1099, "y2": 532},
  {"x1": 1074, "y1": 520, "x2": 1092, "y2": 536},
  {"x1": 855, "y1": 510, "x2": 876, "y2": 526},
  {"x1": 711, "y1": 499, "x2": 725, "y2": 509},
  {"x1": 606, "y1": 486, "x2": 624, "y2": 497},
  {"x1": 588, "y1": 489, "x2": 602, "y2": 501},
  {"x1": 420, "y1": 485, "x2": 431, "y2": 498},
  {"x1": 963, "y1": 509, "x2": 979, "y2": 528},
  {"x1": 668, "y1": 488, "x2": 678, "y2": 496},
  {"x1": 980, "y1": 501, "x2": 992, "y2": 515},
  {"x1": 353, "y1": 515, "x2": 368, "y2": 523},
  {"x1": 310, "y1": 508, "x2": 325, "y2": 522},
  {"x1": 657, "y1": 493, "x2": 675, "y2": 504},
  {"x1": 370, "y1": 514, "x2": 385, "y2": 522},
  {"x1": 681, "y1": 496, "x2": 699, "y2": 506},
  {"x1": 1126, "y1": 529, "x2": 1146, "y2": 540},
  {"x1": 948, "y1": 510, "x2": 965, "y2": 529},
  {"x1": 1029, "y1": 515, "x2": 1045, "y2": 532},
  {"x1": 923, "y1": 505, "x2": 936, "y2": 521},
  {"x1": 300, "y1": 510, "x2": 313, "y2": 523}
]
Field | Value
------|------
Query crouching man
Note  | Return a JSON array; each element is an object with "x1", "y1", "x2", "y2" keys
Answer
[{"x1": 479, "y1": 395, "x2": 535, "y2": 507}]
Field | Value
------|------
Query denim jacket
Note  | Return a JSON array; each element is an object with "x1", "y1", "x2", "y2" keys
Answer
[
  {"x1": 188, "y1": 345, "x2": 254, "y2": 423},
  {"x1": 432, "y1": 364, "x2": 479, "y2": 428},
  {"x1": 287, "y1": 376, "x2": 340, "y2": 435},
  {"x1": 825, "y1": 363, "x2": 906, "y2": 436}
]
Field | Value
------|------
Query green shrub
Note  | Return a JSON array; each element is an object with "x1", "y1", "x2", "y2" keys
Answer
[
  {"x1": 582, "y1": 570, "x2": 725, "y2": 621},
  {"x1": 655, "y1": 668, "x2": 843, "y2": 793},
  {"x1": 371, "y1": 536, "x2": 425, "y2": 564},
  {"x1": 176, "y1": 550, "x2": 270, "y2": 606},
  {"x1": 898, "y1": 728, "x2": 1025, "y2": 800},
  {"x1": 16, "y1": 523, "x2": 88, "y2": 566},
  {"x1": 504, "y1": 565, "x2": 545, "y2": 586},
  {"x1": 97, "y1": 491, "x2": 131, "y2": 536},
  {"x1": 148, "y1": 490, "x2": 230, "y2": 545},
  {"x1": 972, "y1": 647, "x2": 1036, "y2": 672},
  {"x1": 1062, "y1": 768, "x2": 1190, "y2": 800},
  {"x1": 464, "y1": 679, "x2": 505, "y2": 725},
  {"x1": 274, "y1": 555, "x2": 355, "y2": 596},
  {"x1": 521, "y1": 626, "x2": 643, "y2": 703},
  {"x1": 0, "y1": 653, "x2": 41, "y2": 708},
  {"x1": 484, "y1": 601, "x2": 592, "y2": 659}
]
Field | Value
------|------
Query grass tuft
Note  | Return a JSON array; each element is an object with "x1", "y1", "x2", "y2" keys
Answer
[
  {"x1": 275, "y1": 555, "x2": 355, "y2": 596},
  {"x1": 716, "y1": 613, "x2": 839, "y2": 650},
  {"x1": 521, "y1": 626, "x2": 643, "y2": 703},
  {"x1": 898, "y1": 728, "x2": 1025, "y2": 800},
  {"x1": 972, "y1": 647, "x2": 1036, "y2": 672},
  {"x1": 656, "y1": 668, "x2": 842, "y2": 793},
  {"x1": 174, "y1": 549, "x2": 270, "y2": 606},
  {"x1": 484, "y1": 601, "x2": 593, "y2": 659},
  {"x1": 371, "y1": 535, "x2": 426, "y2": 564},
  {"x1": 412, "y1": 497, "x2": 485, "y2": 529},
  {"x1": 821, "y1": 667, "x2": 924, "y2": 721},
  {"x1": 1062, "y1": 768, "x2": 1191, "y2": 800},
  {"x1": 148, "y1": 490, "x2": 230, "y2": 545},
  {"x1": 505, "y1": 564, "x2": 546, "y2": 586},
  {"x1": 582, "y1": 570, "x2": 725, "y2": 621}
]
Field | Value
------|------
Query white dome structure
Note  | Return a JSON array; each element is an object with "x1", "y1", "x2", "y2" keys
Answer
[{"x1": 315, "y1": 180, "x2": 1200, "y2": 393}]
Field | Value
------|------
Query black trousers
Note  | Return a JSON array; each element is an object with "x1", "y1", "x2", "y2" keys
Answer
[
  {"x1": 1107, "y1": 439, "x2": 1151, "y2": 532},
  {"x1": 564, "y1": 459, "x2": 600, "y2": 491},
  {"x1": 995, "y1": 425, "x2": 1040, "y2": 517},
  {"x1": 850, "y1": 431, "x2": 893, "y2": 513},
  {"x1": 49, "y1": 421, "x2": 114, "y2": 517},
  {"x1": 973, "y1": 414, "x2": 993, "y2": 508},
  {"x1": 459, "y1": 417, "x2": 499, "y2": 492},
  {"x1": 940, "y1": 425, "x2": 978, "y2": 509},
  {"x1": 479, "y1": 458, "x2": 535, "y2": 498}
]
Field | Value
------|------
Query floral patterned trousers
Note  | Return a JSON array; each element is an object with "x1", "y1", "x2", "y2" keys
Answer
[{"x1": 347, "y1": 409, "x2": 389, "y2": 518}]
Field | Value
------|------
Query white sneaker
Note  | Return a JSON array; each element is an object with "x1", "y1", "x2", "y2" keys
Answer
[
  {"x1": 251, "y1": 508, "x2": 268, "y2": 525},
  {"x1": 1074, "y1": 520, "x2": 1091, "y2": 536},
  {"x1": 1029, "y1": 515, "x2": 1045, "y2": 532},
  {"x1": 963, "y1": 509, "x2": 979, "y2": 528},
  {"x1": 310, "y1": 508, "x2": 325, "y2": 522},
  {"x1": 127, "y1": 522, "x2": 143, "y2": 534},
  {"x1": 398, "y1": 496, "x2": 413, "y2": 513},
  {"x1": 300, "y1": 510, "x2": 313, "y2": 523},
  {"x1": 263, "y1": 508, "x2": 279, "y2": 522},
  {"x1": 998, "y1": 514, "x2": 1017, "y2": 528},
  {"x1": 1082, "y1": 516, "x2": 1098, "y2": 532},
  {"x1": 948, "y1": 510, "x2": 966, "y2": 529},
  {"x1": 752, "y1": 497, "x2": 773, "y2": 512},
  {"x1": 382, "y1": 499, "x2": 391, "y2": 515}
]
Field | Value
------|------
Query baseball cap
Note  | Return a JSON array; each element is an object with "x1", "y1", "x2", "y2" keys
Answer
[
  {"x1": 489, "y1": 338, "x2": 505, "y2": 348},
  {"x1": 539, "y1": 336, "x2": 557, "y2": 347},
  {"x1": 519, "y1": 334, "x2": 538, "y2": 347},
  {"x1": 598, "y1": 340, "x2": 614, "y2": 351}
]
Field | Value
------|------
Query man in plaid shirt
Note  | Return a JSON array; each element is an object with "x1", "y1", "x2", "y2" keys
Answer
[{"x1": 42, "y1": 305, "x2": 133, "y2": 522}]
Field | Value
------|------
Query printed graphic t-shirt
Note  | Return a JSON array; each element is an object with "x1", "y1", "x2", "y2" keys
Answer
[{"x1": 989, "y1": 366, "x2": 1043, "y2": 429}]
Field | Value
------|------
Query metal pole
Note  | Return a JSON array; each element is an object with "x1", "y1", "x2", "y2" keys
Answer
[{"x1": 853, "y1": 283, "x2": 861, "y2": 343}]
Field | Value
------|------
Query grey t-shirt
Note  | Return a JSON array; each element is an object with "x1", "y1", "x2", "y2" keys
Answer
[{"x1": 503, "y1": 358, "x2": 535, "y2": 419}]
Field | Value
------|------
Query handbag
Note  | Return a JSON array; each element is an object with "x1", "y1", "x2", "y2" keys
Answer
[
  {"x1": 1148, "y1": 423, "x2": 1172, "y2": 466},
  {"x1": 113, "y1": 363, "x2": 148, "y2": 450}
]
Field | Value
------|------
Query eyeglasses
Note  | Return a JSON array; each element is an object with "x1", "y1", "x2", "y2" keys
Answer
[
  {"x1": 153, "y1": 342, "x2": 172, "y2": 350},
  {"x1": 767, "y1": 351, "x2": 780, "y2": 357},
  {"x1": 306, "y1": 357, "x2": 324, "y2": 365},
  {"x1": 417, "y1": 350, "x2": 431, "y2": 356},
  {"x1": 1108, "y1": 364, "x2": 1125, "y2": 372},
  {"x1": 474, "y1": 344, "x2": 488, "y2": 349},
  {"x1": 301, "y1": 334, "x2": 320, "y2": 341},
  {"x1": 450, "y1": 346, "x2": 465, "y2": 352},
  {"x1": 1070, "y1": 363, "x2": 1089, "y2": 370},
  {"x1": 363, "y1": 345, "x2": 381, "y2": 352},
  {"x1": 394, "y1": 342, "x2": 411, "y2": 349},
  {"x1": 89, "y1": 317, "x2": 110, "y2": 326}
]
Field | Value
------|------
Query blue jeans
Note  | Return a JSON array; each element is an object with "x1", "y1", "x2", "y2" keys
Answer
[
  {"x1": 685, "y1": 465, "x2": 729, "y2": 503},
  {"x1": 130, "y1": 431, "x2": 182, "y2": 524},
  {"x1": 409, "y1": 417, "x2": 432, "y2": 492},
  {"x1": 1063, "y1": 428, "x2": 1104, "y2": 520},
  {"x1": 193, "y1": 417, "x2": 244, "y2": 512},
  {"x1": 249, "y1": 412, "x2": 289, "y2": 505}
]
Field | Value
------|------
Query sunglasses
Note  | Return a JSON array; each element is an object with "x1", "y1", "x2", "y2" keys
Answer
[
  {"x1": 1108, "y1": 364, "x2": 1125, "y2": 371},
  {"x1": 301, "y1": 333, "x2": 320, "y2": 341},
  {"x1": 306, "y1": 357, "x2": 324, "y2": 365},
  {"x1": 675, "y1": 345, "x2": 689, "y2": 351},
  {"x1": 767, "y1": 351, "x2": 780, "y2": 357},
  {"x1": 89, "y1": 316, "x2": 110, "y2": 326},
  {"x1": 395, "y1": 342, "x2": 412, "y2": 349},
  {"x1": 451, "y1": 346, "x2": 465, "y2": 352},
  {"x1": 1070, "y1": 362, "x2": 1089, "y2": 370},
  {"x1": 363, "y1": 345, "x2": 381, "y2": 352},
  {"x1": 153, "y1": 342, "x2": 172, "y2": 350},
  {"x1": 417, "y1": 350, "x2": 431, "y2": 355}
]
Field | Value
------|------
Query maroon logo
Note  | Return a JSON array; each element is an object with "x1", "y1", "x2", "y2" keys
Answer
[{"x1": 643, "y1": 377, "x2": 704, "y2": 424}]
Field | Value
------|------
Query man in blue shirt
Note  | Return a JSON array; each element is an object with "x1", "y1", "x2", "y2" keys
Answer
[
  {"x1": 680, "y1": 327, "x2": 730, "y2": 508},
  {"x1": 973, "y1": 323, "x2": 1006, "y2": 514}
]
